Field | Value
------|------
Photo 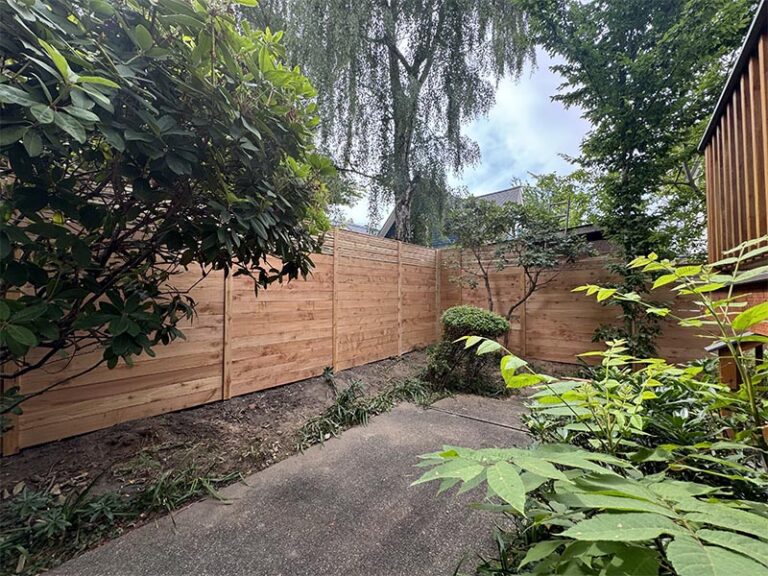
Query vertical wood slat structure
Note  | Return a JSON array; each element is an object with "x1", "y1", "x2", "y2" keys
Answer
[{"x1": 699, "y1": 2, "x2": 768, "y2": 262}]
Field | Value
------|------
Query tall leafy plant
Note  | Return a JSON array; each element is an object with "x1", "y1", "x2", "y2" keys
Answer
[
  {"x1": 417, "y1": 236, "x2": 768, "y2": 575},
  {"x1": 0, "y1": 0, "x2": 331, "y2": 424},
  {"x1": 521, "y1": 0, "x2": 758, "y2": 356}
]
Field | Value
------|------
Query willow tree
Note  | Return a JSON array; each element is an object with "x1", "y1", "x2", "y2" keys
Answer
[{"x1": 256, "y1": 1, "x2": 534, "y2": 241}]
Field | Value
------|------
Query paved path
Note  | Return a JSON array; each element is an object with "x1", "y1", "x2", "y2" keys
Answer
[{"x1": 51, "y1": 395, "x2": 529, "y2": 576}]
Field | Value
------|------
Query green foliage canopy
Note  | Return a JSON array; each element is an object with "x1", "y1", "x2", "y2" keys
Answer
[
  {"x1": 445, "y1": 197, "x2": 590, "y2": 319},
  {"x1": 523, "y1": 0, "x2": 757, "y2": 259},
  {"x1": 0, "y1": 0, "x2": 330, "y2": 412},
  {"x1": 257, "y1": 0, "x2": 535, "y2": 241},
  {"x1": 441, "y1": 305, "x2": 510, "y2": 342}
]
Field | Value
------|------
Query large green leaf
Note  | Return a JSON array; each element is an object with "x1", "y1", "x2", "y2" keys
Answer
[
  {"x1": 513, "y1": 455, "x2": 569, "y2": 481},
  {"x1": 561, "y1": 512, "x2": 681, "y2": 541},
  {"x1": 554, "y1": 493, "x2": 677, "y2": 518},
  {"x1": 30, "y1": 104, "x2": 54, "y2": 124},
  {"x1": 486, "y1": 460, "x2": 526, "y2": 515},
  {"x1": 697, "y1": 529, "x2": 768, "y2": 568},
  {"x1": 732, "y1": 302, "x2": 768, "y2": 332},
  {"x1": 681, "y1": 502, "x2": 768, "y2": 540},
  {"x1": 603, "y1": 545, "x2": 660, "y2": 576},
  {"x1": 666, "y1": 535, "x2": 768, "y2": 576},
  {"x1": 0, "y1": 84, "x2": 39, "y2": 107},
  {"x1": 412, "y1": 458, "x2": 485, "y2": 486},
  {"x1": 0, "y1": 125, "x2": 28, "y2": 146},
  {"x1": 518, "y1": 540, "x2": 564, "y2": 568},
  {"x1": 38, "y1": 39, "x2": 72, "y2": 80},
  {"x1": 133, "y1": 24, "x2": 154, "y2": 51},
  {"x1": 5, "y1": 324, "x2": 39, "y2": 347},
  {"x1": 504, "y1": 373, "x2": 544, "y2": 388},
  {"x1": 54, "y1": 111, "x2": 87, "y2": 143}
]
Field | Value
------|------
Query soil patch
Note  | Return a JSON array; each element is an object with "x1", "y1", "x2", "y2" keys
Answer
[{"x1": 0, "y1": 351, "x2": 428, "y2": 499}]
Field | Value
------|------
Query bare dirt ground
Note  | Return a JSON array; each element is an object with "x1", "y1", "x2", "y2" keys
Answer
[{"x1": 0, "y1": 351, "x2": 429, "y2": 500}]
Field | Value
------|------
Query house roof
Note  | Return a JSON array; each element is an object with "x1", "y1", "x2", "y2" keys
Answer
[
  {"x1": 343, "y1": 222, "x2": 372, "y2": 235},
  {"x1": 698, "y1": 0, "x2": 767, "y2": 152},
  {"x1": 377, "y1": 186, "x2": 524, "y2": 237}
]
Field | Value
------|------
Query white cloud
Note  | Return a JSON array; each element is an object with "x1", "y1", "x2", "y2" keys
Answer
[{"x1": 342, "y1": 49, "x2": 591, "y2": 226}]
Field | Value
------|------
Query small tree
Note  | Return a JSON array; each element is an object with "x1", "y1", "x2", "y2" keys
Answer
[
  {"x1": 0, "y1": 0, "x2": 331, "y2": 423},
  {"x1": 522, "y1": 170, "x2": 597, "y2": 229},
  {"x1": 445, "y1": 198, "x2": 591, "y2": 338},
  {"x1": 443, "y1": 197, "x2": 512, "y2": 312}
]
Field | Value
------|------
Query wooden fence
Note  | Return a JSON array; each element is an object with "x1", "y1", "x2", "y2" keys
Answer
[
  {"x1": 2, "y1": 230, "x2": 438, "y2": 454},
  {"x1": 439, "y1": 250, "x2": 704, "y2": 366},
  {"x1": 3, "y1": 235, "x2": 709, "y2": 455},
  {"x1": 699, "y1": 2, "x2": 768, "y2": 262}
]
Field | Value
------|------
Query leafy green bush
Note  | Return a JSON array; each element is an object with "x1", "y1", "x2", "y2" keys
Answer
[
  {"x1": 416, "y1": 444, "x2": 768, "y2": 576},
  {"x1": 0, "y1": 0, "x2": 333, "y2": 424},
  {"x1": 417, "y1": 236, "x2": 768, "y2": 575},
  {"x1": 441, "y1": 305, "x2": 511, "y2": 341},
  {"x1": 425, "y1": 306, "x2": 509, "y2": 394}
]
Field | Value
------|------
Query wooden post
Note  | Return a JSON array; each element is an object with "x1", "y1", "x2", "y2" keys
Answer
[
  {"x1": 332, "y1": 228, "x2": 339, "y2": 372},
  {"x1": 221, "y1": 271, "x2": 233, "y2": 400},
  {"x1": 435, "y1": 249, "x2": 441, "y2": 340},
  {"x1": 397, "y1": 241, "x2": 403, "y2": 356},
  {"x1": 1, "y1": 374, "x2": 20, "y2": 456},
  {"x1": 520, "y1": 269, "x2": 528, "y2": 357}
]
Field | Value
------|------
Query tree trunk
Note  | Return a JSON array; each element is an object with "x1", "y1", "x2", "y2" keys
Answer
[{"x1": 394, "y1": 184, "x2": 413, "y2": 242}]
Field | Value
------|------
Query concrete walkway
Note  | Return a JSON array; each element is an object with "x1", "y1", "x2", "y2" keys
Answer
[{"x1": 51, "y1": 395, "x2": 529, "y2": 576}]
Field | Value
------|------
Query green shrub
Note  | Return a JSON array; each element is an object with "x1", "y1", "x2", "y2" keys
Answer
[
  {"x1": 441, "y1": 305, "x2": 511, "y2": 341},
  {"x1": 418, "y1": 237, "x2": 768, "y2": 575},
  {"x1": 425, "y1": 306, "x2": 509, "y2": 394},
  {"x1": 0, "y1": 0, "x2": 334, "y2": 425}
]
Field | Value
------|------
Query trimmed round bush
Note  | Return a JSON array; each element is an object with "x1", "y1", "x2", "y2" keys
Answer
[
  {"x1": 426, "y1": 306, "x2": 510, "y2": 394},
  {"x1": 441, "y1": 305, "x2": 510, "y2": 341}
]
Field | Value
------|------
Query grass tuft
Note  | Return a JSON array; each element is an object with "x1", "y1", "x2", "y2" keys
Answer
[{"x1": 295, "y1": 378, "x2": 433, "y2": 450}]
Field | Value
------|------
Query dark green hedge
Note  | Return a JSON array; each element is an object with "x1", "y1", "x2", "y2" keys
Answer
[
  {"x1": 441, "y1": 305, "x2": 510, "y2": 341},
  {"x1": 425, "y1": 306, "x2": 509, "y2": 394}
]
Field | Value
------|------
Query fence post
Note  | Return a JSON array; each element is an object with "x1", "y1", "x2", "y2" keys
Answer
[
  {"x1": 435, "y1": 249, "x2": 441, "y2": 340},
  {"x1": 1, "y1": 374, "x2": 20, "y2": 456},
  {"x1": 520, "y1": 269, "x2": 528, "y2": 357},
  {"x1": 332, "y1": 228, "x2": 339, "y2": 372},
  {"x1": 397, "y1": 241, "x2": 403, "y2": 355},
  {"x1": 221, "y1": 271, "x2": 233, "y2": 400}
]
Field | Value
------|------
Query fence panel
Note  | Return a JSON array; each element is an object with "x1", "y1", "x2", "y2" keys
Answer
[
  {"x1": 334, "y1": 231, "x2": 400, "y2": 371},
  {"x1": 11, "y1": 269, "x2": 225, "y2": 452},
  {"x1": 441, "y1": 252, "x2": 705, "y2": 365},
  {"x1": 3, "y1": 233, "x2": 715, "y2": 455}
]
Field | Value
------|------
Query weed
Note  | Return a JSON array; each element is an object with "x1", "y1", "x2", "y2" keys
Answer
[
  {"x1": 295, "y1": 378, "x2": 432, "y2": 450},
  {"x1": 0, "y1": 463, "x2": 239, "y2": 576}
]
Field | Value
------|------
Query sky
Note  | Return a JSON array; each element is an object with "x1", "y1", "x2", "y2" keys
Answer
[{"x1": 342, "y1": 50, "x2": 592, "y2": 228}]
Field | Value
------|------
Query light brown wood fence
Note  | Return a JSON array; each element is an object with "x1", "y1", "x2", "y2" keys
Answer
[
  {"x1": 438, "y1": 250, "x2": 704, "y2": 366},
  {"x1": 2, "y1": 230, "x2": 438, "y2": 454},
  {"x1": 700, "y1": 5, "x2": 768, "y2": 262},
  {"x1": 2, "y1": 235, "x2": 708, "y2": 455}
]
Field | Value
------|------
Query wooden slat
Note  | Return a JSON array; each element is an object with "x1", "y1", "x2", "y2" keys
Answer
[
  {"x1": 705, "y1": 30, "x2": 768, "y2": 260},
  {"x1": 759, "y1": 35, "x2": 768, "y2": 241},
  {"x1": 332, "y1": 228, "x2": 339, "y2": 372},
  {"x1": 222, "y1": 272, "x2": 232, "y2": 400}
]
